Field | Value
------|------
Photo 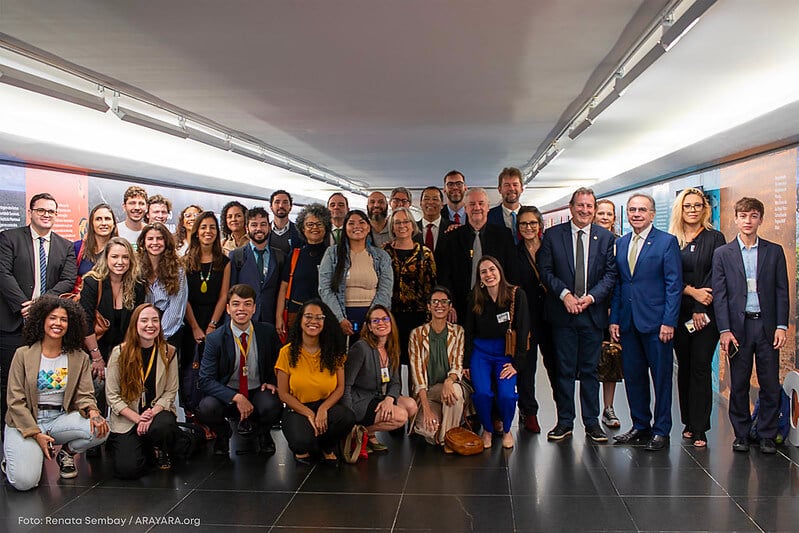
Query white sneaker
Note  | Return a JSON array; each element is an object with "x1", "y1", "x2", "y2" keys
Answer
[
  {"x1": 602, "y1": 407, "x2": 621, "y2": 428},
  {"x1": 56, "y1": 449, "x2": 78, "y2": 479}
]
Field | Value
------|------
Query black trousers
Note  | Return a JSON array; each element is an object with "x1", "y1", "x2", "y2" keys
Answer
[
  {"x1": 728, "y1": 318, "x2": 781, "y2": 439},
  {"x1": 517, "y1": 326, "x2": 556, "y2": 416},
  {"x1": 107, "y1": 411, "x2": 190, "y2": 479},
  {"x1": 281, "y1": 400, "x2": 354, "y2": 455},
  {"x1": 196, "y1": 387, "x2": 283, "y2": 440},
  {"x1": 0, "y1": 329, "x2": 23, "y2": 431},
  {"x1": 673, "y1": 316, "x2": 719, "y2": 433}
]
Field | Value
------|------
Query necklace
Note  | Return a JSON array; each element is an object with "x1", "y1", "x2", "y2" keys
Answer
[{"x1": 199, "y1": 263, "x2": 212, "y2": 293}]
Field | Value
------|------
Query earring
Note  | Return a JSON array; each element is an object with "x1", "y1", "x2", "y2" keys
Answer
[{"x1": 480, "y1": 282, "x2": 485, "y2": 288}]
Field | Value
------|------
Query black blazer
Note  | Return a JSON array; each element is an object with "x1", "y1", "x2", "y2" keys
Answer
[
  {"x1": 229, "y1": 244, "x2": 286, "y2": 324},
  {"x1": 435, "y1": 222, "x2": 519, "y2": 323},
  {"x1": 413, "y1": 217, "x2": 452, "y2": 252},
  {"x1": 342, "y1": 339, "x2": 401, "y2": 422},
  {"x1": 679, "y1": 228, "x2": 726, "y2": 318},
  {"x1": 0, "y1": 225, "x2": 77, "y2": 332},
  {"x1": 712, "y1": 237, "x2": 789, "y2": 343},
  {"x1": 199, "y1": 321, "x2": 280, "y2": 404},
  {"x1": 80, "y1": 276, "x2": 146, "y2": 354}
]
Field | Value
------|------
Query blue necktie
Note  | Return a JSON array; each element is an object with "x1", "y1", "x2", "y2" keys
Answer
[{"x1": 39, "y1": 236, "x2": 47, "y2": 294}]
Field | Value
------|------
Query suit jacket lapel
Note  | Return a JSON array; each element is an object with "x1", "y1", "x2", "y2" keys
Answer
[
  {"x1": 561, "y1": 226, "x2": 575, "y2": 279},
  {"x1": 756, "y1": 240, "x2": 765, "y2": 281}
]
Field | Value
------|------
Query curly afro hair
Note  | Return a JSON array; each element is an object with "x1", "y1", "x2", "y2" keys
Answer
[
  {"x1": 285, "y1": 299, "x2": 346, "y2": 374},
  {"x1": 22, "y1": 296, "x2": 87, "y2": 352}
]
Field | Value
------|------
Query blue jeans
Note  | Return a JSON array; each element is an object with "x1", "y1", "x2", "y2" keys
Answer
[
  {"x1": 470, "y1": 338, "x2": 518, "y2": 433},
  {"x1": 3, "y1": 408, "x2": 108, "y2": 491}
]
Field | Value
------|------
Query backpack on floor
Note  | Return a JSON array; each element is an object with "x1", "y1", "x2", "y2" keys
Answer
[{"x1": 750, "y1": 391, "x2": 790, "y2": 444}]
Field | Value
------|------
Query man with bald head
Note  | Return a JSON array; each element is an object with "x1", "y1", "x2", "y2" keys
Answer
[
  {"x1": 367, "y1": 191, "x2": 391, "y2": 247},
  {"x1": 435, "y1": 187, "x2": 518, "y2": 323}
]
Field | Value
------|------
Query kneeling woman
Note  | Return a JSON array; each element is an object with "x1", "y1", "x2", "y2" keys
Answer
[
  {"x1": 105, "y1": 304, "x2": 190, "y2": 478},
  {"x1": 465, "y1": 256, "x2": 530, "y2": 450},
  {"x1": 276, "y1": 300, "x2": 355, "y2": 465},
  {"x1": 344, "y1": 305, "x2": 417, "y2": 453},
  {"x1": 4, "y1": 297, "x2": 109, "y2": 491}
]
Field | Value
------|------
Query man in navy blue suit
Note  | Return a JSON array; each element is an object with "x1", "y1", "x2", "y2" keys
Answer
[
  {"x1": 611, "y1": 193, "x2": 682, "y2": 451},
  {"x1": 487, "y1": 167, "x2": 523, "y2": 243},
  {"x1": 712, "y1": 197, "x2": 788, "y2": 454},
  {"x1": 229, "y1": 207, "x2": 286, "y2": 326},
  {"x1": 198, "y1": 284, "x2": 283, "y2": 455},
  {"x1": 538, "y1": 188, "x2": 617, "y2": 443}
]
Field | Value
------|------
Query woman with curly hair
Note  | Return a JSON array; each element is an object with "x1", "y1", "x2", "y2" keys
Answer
[
  {"x1": 137, "y1": 223, "x2": 188, "y2": 347},
  {"x1": 175, "y1": 204, "x2": 202, "y2": 256},
  {"x1": 275, "y1": 203, "x2": 331, "y2": 339},
  {"x1": 220, "y1": 201, "x2": 249, "y2": 256},
  {"x1": 343, "y1": 305, "x2": 417, "y2": 453},
  {"x1": 3, "y1": 297, "x2": 109, "y2": 491},
  {"x1": 73, "y1": 203, "x2": 118, "y2": 280},
  {"x1": 182, "y1": 212, "x2": 231, "y2": 390},
  {"x1": 105, "y1": 304, "x2": 190, "y2": 477},
  {"x1": 276, "y1": 299, "x2": 354, "y2": 465}
]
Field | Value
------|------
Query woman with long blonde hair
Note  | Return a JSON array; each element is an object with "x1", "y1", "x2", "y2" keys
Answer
[{"x1": 105, "y1": 304, "x2": 190, "y2": 478}]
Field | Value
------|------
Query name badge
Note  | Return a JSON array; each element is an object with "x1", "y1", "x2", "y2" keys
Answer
[
  {"x1": 380, "y1": 367, "x2": 391, "y2": 383},
  {"x1": 746, "y1": 278, "x2": 757, "y2": 292},
  {"x1": 242, "y1": 366, "x2": 249, "y2": 377},
  {"x1": 689, "y1": 244, "x2": 696, "y2": 253},
  {"x1": 496, "y1": 312, "x2": 510, "y2": 324}
]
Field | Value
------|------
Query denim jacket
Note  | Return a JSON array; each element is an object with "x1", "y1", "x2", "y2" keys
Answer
[{"x1": 318, "y1": 243, "x2": 394, "y2": 322}]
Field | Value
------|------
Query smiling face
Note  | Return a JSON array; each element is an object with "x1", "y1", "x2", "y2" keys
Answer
[
  {"x1": 44, "y1": 307, "x2": 69, "y2": 342},
  {"x1": 196, "y1": 215, "x2": 218, "y2": 246},
  {"x1": 182, "y1": 207, "x2": 201, "y2": 232},
  {"x1": 29, "y1": 198, "x2": 58, "y2": 235},
  {"x1": 389, "y1": 192, "x2": 411, "y2": 210},
  {"x1": 465, "y1": 190, "x2": 489, "y2": 229},
  {"x1": 346, "y1": 213, "x2": 369, "y2": 242},
  {"x1": 569, "y1": 192, "x2": 596, "y2": 229},
  {"x1": 498, "y1": 176, "x2": 523, "y2": 207},
  {"x1": 427, "y1": 291, "x2": 452, "y2": 320},
  {"x1": 301, "y1": 304, "x2": 325, "y2": 338},
  {"x1": 136, "y1": 306, "x2": 161, "y2": 345},
  {"x1": 327, "y1": 194, "x2": 349, "y2": 222},
  {"x1": 302, "y1": 214, "x2": 325, "y2": 244},
  {"x1": 144, "y1": 228, "x2": 166, "y2": 257},
  {"x1": 92, "y1": 207, "x2": 115, "y2": 238},
  {"x1": 247, "y1": 215, "x2": 270, "y2": 244},
  {"x1": 271, "y1": 193, "x2": 291, "y2": 220},
  {"x1": 594, "y1": 202, "x2": 615, "y2": 231},
  {"x1": 627, "y1": 196, "x2": 655, "y2": 233},
  {"x1": 123, "y1": 195, "x2": 146, "y2": 223},
  {"x1": 367, "y1": 308, "x2": 392, "y2": 338},
  {"x1": 444, "y1": 173, "x2": 466, "y2": 204},
  {"x1": 107, "y1": 243, "x2": 131, "y2": 277},
  {"x1": 391, "y1": 210, "x2": 414, "y2": 240},
  {"x1": 420, "y1": 188, "x2": 443, "y2": 221},
  {"x1": 517, "y1": 211, "x2": 541, "y2": 242},
  {"x1": 681, "y1": 193, "x2": 706, "y2": 226},
  {"x1": 226, "y1": 206, "x2": 245, "y2": 234},
  {"x1": 148, "y1": 203, "x2": 170, "y2": 225},
  {"x1": 478, "y1": 259, "x2": 501, "y2": 289},
  {"x1": 367, "y1": 192, "x2": 388, "y2": 222},
  {"x1": 227, "y1": 294, "x2": 256, "y2": 329}
]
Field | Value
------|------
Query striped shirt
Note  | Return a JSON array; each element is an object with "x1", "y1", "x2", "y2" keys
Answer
[{"x1": 146, "y1": 267, "x2": 188, "y2": 338}]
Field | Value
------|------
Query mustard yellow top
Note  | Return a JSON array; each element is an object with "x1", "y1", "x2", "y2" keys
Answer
[{"x1": 275, "y1": 344, "x2": 342, "y2": 403}]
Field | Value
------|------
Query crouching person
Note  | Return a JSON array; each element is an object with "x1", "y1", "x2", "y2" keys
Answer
[
  {"x1": 106, "y1": 303, "x2": 190, "y2": 478},
  {"x1": 4, "y1": 297, "x2": 109, "y2": 491},
  {"x1": 198, "y1": 284, "x2": 283, "y2": 456}
]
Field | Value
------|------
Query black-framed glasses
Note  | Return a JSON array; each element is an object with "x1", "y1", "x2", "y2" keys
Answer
[
  {"x1": 304, "y1": 222, "x2": 324, "y2": 229},
  {"x1": 682, "y1": 203, "x2": 705, "y2": 212},
  {"x1": 31, "y1": 208, "x2": 57, "y2": 217},
  {"x1": 518, "y1": 221, "x2": 539, "y2": 228},
  {"x1": 430, "y1": 298, "x2": 451, "y2": 306},
  {"x1": 391, "y1": 198, "x2": 411, "y2": 206}
]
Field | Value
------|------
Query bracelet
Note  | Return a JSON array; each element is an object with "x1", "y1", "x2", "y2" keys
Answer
[
  {"x1": 89, "y1": 348, "x2": 100, "y2": 354},
  {"x1": 209, "y1": 320, "x2": 219, "y2": 327},
  {"x1": 92, "y1": 357, "x2": 102, "y2": 363}
]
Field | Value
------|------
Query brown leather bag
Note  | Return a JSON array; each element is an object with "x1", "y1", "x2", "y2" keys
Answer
[
  {"x1": 505, "y1": 287, "x2": 518, "y2": 356},
  {"x1": 93, "y1": 280, "x2": 111, "y2": 339},
  {"x1": 444, "y1": 426, "x2": 484, "y2": 456}
]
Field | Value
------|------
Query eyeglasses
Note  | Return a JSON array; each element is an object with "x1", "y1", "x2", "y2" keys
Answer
[
  {"x1": 682, "y1": 203, "x2": 705, "y2": 212},
  {"x1": 31, "y1": 208, "x2": 57, "y2": 217},
  {"x1": 444, "y1": 181, "x2": 465, "y2": 188},
  {"x1": 627, "y1": 207, "x2": 650, "y2": 214},
  {"x1": 430, "y1": 298, "x2": 451, "y2": 306},
  {"x1": 391, "y1": 198, "x2": 411, "y2": 206},
  {"x1": 517, "y1": 221, "x2": 539, "y2": 228},
  {"x1": 369, "y1": 316, "x2": 391, "y2": 325},
  {"x1": 304, "y1": 222, "x2": 324, "y2": 229},
  {"x1": 393, "y1": 220, "x2": 413, "y2": 226},
  {"x1": 302, "y1": 314, "x2": 325, "y2": 322},
  {"x1": 183, "y1": 212, "x2": 198, "y2": 218}
]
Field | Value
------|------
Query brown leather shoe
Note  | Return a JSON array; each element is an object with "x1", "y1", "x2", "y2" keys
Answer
[{"x1": 524, "y1": 414, "x2": 541, "y2": 433}]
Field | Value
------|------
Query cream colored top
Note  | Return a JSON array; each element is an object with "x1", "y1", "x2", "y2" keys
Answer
[{"x1": 344, "y1": 249, "x2": 378, "y2": 307}]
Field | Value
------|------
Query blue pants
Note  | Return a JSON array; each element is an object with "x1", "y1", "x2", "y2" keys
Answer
[
  {"x1": 470, "y1": 338, "x2": 517, "y2": 433},
  {"x1": 553, "y1": 314, "x2": 603, "y2": 428},
  {"x1": 620, "y1": 328, "x2": 673, "y2": 437}
]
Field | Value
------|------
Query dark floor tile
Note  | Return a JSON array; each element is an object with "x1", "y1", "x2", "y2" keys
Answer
[
  {"x1": 405, "y1": 466, "x2": 509, "y2": 495},
  {"x1": 395, "y1": 494, "x2": 513, "y2": 532},
  {"x1": 625, "y1": 496, "x2": 759, "y2": 531},
  {"x1": 595, "y1": 442, "x2": 700, "y2": 469},
  {"x1": 96, "y1": 454, "x2": 221, "y2": 490},
  {"x1": 168, "y1": 490, "x2": 291, "y2": 526},
  {"x1": 735, "y1": 496, "x2": 799, "y2": 532},
  {"x1": 273, "y1": 529, "x2": 390, "y2": 532},
  {"x1": 507, "y1": 438, "x2": 604, "y2": 470},
  {"x1": 609, "y1": 466, "x2": 725, "y2": 496},
  {"x1": 0, "y1": 485, "x2": 90, "y2": 533},
  {"x1": 410, "y1": 438, "x2": 507, "y2": 468},
  {"x1": 300, "y1": 457, "x2": 409, "y2": 494},
  {"x1": 712, "y1": 462, "x2": 799, "y2": 496},
  {"x1": 510, "y1": 464, "x2": 615, "y2": 496},
  {"x1": 197, "y1": 454, "x2": 310, "y2": 492},
  {"x1": 276, "y1": 493, "x2": 399, "y2": 528},
  {"x1": 513, "y1": 494, "x2": 635, "y2": 531},
  {"x1": 35, "y1": 452, "x2": 114, "y2": 487}
]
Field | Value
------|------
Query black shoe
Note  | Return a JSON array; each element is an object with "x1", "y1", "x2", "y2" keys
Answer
[
  {"x1": 237, "y1": 419, "x2": 254, "y2": 436},
  {"x1": 613, "y1": 428, "x2": 652, "y2": 445},
  {"x1": 213, "y1": 436, "x2": 230, "y2": 456},
  {"x1": 85, "y1": 445, "x2": 102, "y2": 458},
  {"x1": 585, "y1": 425, "x2": 608, "y2": 443},
  {"x1": 644, "y1": 435, "x2": 669, "y2": 451},
  {"x1": 258, "y1": 433, "x2": 276, "y2": 455},
  {"x1": 153, "y1": 447, "x2": 172, "y2": 470},
  {"x1": 760, "y1": 438, "x2": 777, "y2": 454},
  {"x1": 732, "y1": 437, "x2": 750, "y2": 452},
  {"x1": 546, "y1": 425, "x2": 573, "y2": 441},
  {"x1": 294, "y1": 454, "x2": 313, "y2": 466}
]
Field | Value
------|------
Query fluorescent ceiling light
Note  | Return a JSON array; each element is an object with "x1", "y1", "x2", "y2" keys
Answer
[
  {"x1": 661, "y1": 0, "x2": 717, "y2": 51},
  {"x1": 568, "y1": 118, "x2": 593, "y2": 140},
  {"x1": 615, "y1": 45, "x2": 666, "y2": 96},
  {"x1": 0, "y1": 64, "x2": 109, "y2": 112},
  {"x1": 114, "y1": 105, "x2": 188, "y2": 139},
  {"x1": 185, "y1": 124, "x2": 230, "y2": 150}
]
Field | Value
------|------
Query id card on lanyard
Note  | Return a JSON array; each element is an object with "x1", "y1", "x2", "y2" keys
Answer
[{"x1": 141, "y1": 345, "x2": 157, "y2": 409}]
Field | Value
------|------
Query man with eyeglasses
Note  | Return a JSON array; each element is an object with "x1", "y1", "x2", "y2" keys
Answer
[
  {"x1": 389, "y1": 187, "x2": 412, "y2": 211},
  {"x1": 487, "y1": 167, "x2": 524, "y2": 243},
  {"x1": 198, "y1": 284, "x2": 283, "y2": 456},
  {"x1": 441, "y1": 170, "x2": 468, "y2": 225},
  {"x1": 413, "y1": 186, "x2": 451, "y2": 252},
  {"x1": 538, "y1": 188, "x2": 617, "y2": 444},
  {"x1": 0, "y1": 192, "x2": 77, "y2": 427},
  {"x1": 610, "y1": 193, "x2": 682, "y2": 451}
]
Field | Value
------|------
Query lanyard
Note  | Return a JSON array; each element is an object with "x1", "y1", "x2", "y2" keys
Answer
[
  {"x1": 232, "y1": 323, "x2": 254, "y2": 361},
  {"x1": 140, "y1": 345, "x2": 157, "y2": 408}
]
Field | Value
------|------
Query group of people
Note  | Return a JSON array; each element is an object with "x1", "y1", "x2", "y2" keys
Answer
[{"x1": 0, "y1": 168, "x2": 789, "y2": 491}]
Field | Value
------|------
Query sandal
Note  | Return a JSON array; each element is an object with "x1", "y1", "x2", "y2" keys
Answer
[
  {"x1": 502, "y1": 432, "x2": 514, "y2": 449},
  {"x1": 682, "y1": 427, "x2": 694, "y2": 440},
  {"x1": 482, "y1": 431, "x2": 493, "y2": 449},
  {"x1": 693, "y1": 432, "x2": 707, "y2": 448}
]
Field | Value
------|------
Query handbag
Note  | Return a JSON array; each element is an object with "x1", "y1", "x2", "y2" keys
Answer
[
  {"x1": 180, "y1": 343, "x2": 205, "y2": 414},
  {"x1": 601, "y1": 340, "x2": 622, "y2": 358},
  {"x1": 444, "y1": 426, "x2": 484, "y2": 456},
  {"x1": 505, "y1": 287, "x2": 518, "y2": 356},
  {"x1": 93, "y1": 280, "x2": 111, "y2": 339},
  {"x1": 341, "y1": 424, "x2": 368, "y2": 464}
]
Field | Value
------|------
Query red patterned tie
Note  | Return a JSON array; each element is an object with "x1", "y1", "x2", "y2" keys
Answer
[
  {"x1": 238, "y1": 332, "x2": 249, "y2": 398},
  {"x1": 425, "y1": 223, "x2": 434, "y2": 249},
  {"x1": 454, "y1": 213, "x2": 461, "y2": 224}
]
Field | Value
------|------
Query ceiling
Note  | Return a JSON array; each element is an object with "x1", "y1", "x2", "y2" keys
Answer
[{"x1": 0, "y1": 0, "x2": 798, "y2": 209}]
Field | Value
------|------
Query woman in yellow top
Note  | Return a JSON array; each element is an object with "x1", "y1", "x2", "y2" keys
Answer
[{"x1": 276, "y1": 299, "x2": 355, "y2": 466}]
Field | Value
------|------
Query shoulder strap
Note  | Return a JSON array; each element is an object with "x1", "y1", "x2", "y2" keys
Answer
[
  {"x1": 284, "y1": 247, "x2": 302, "y2": 303},
  {"x1": 96, "y1": 277, "x2": 103, "y2": 306},
  {"x1": 507, "y1": 286, "x2": 516, "y2": 330}
]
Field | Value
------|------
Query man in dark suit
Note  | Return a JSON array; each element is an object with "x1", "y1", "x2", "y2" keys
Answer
[
  {"x1": 198, "y1": 284, "x2": 283, "y2": 455},
  {"x1": 487, "y1": 167, "x2": 523, "y2": 244},
  {"x1": 413, "y1": 186, "x2": 451, "y2": 252},
  {"x1": 0, "y1": 192, "x2": 77, "y2": 425},
  {"x1": 440, "y1": 170, "x2": 468, "y2": 225},
  {"x1": 610, "y1": 193, "x2": 682, "y2": 451},
  {"x1": 538, "y1": 188, "x2": 617, "y2": 443},
  {"x1": 435, "y1": 187, "x2": 518, "y2": 323},
  {"x1": 712, "y1": 197, "x2": 788, "y2": 454},
  {"x1": 268, "y1": 190, "x2": 305, "y2": 254},
  {"x1": 229, "y1": 207, "x2": 286, "y2": 326}
]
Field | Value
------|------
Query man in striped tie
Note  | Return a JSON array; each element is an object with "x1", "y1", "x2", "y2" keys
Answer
[{"x1": 0, "y1": 192, "x2": 77, "y2": 428}]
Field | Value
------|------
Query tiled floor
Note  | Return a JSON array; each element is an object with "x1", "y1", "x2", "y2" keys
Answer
[{"x1": 3, "y1": 371, "x2": 798, "y2": 532}]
